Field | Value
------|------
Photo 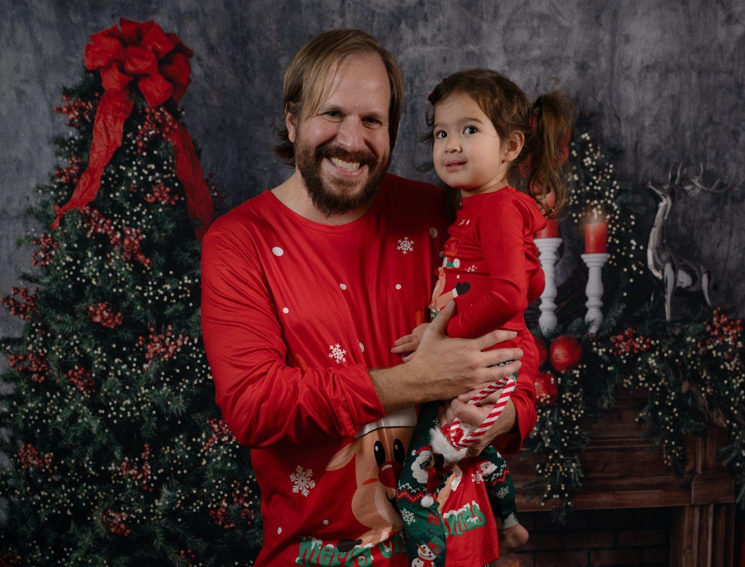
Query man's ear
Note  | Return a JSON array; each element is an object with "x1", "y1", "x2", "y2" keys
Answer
[
  {"x1": 285, "y1": 107, "x2": 298, "y2": 143},
  {"x1": 503, "y1": 130, "x2": 525, "y2": 163}
]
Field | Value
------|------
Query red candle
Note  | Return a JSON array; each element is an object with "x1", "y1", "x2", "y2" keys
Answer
[
  {"x1": 535, "y1": 220, "x2": 560, "y2": 239},
  {"x1": 584, "y1": 211, "x2": 608, "y2": 254}
]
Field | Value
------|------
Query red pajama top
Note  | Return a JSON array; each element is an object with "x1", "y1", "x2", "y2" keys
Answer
[
  {"x1": 200, "y1": 174, "x2": 537, "y2": 567},
  {"x1": 430, "y1": 187, "x2": 547, "y2": 385}
]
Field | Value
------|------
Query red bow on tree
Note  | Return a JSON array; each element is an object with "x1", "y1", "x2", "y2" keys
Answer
[{"x1": 51, "y1": 19, "x2": 214, "y2": 240}]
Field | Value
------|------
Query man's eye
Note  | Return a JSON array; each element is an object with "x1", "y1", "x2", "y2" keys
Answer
[
  {"x1": 464, "y1": 126, "x2": 478, "y2": 135},
  {"x1": 435, "y1": 130, "x2": 446, "y2": 139},
  {"x1": 324, "y1": 111, "x2": 342, "y2": 119},
  {"x1": 363, "y1": 117, "x2": 381, "y2": 126}
]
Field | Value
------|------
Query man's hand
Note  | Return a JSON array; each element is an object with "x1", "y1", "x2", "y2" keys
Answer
[
  {"x1": 391, "y1": 323, "x2": 429, "y2": 362},
  {"x1": 370, "y1": 302, "x2": 523, "y2": 413}
]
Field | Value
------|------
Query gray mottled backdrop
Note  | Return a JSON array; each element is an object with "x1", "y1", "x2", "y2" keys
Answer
[{"x1": 2, "y1": 0, "x2": 744, "y2": 362}]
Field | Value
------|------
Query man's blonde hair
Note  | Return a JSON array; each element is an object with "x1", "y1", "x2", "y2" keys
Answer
[{"x1": 274, "y1": 29, "x2": 405, "y2": 166}]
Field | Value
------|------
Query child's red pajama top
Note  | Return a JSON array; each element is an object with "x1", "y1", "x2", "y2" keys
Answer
[
  {"x1": 200, "y1": 174, "x2": 538, "y2": 567},
  {"x1": 436, "y1": 187, "x2": 547, "y2": 425}
]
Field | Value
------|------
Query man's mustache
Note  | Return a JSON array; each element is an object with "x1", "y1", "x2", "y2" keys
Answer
[{"x1": 315, "y1": 145, "x2": 377, "y2": 168}]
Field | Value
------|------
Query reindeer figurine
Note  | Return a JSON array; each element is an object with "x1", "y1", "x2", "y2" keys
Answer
[{"x1": 646, "y1": 164, "x2": 736, "y2": 320}]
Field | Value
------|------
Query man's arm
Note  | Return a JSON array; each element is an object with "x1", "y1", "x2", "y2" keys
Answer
[
  {"x1": 201, "y1": 229, "x2": 523, "y2": 448},
  {"x1": 371, "y1": 303, "x2": 523, "y2": 413},
  {"x1": 201, "y1": 228, "x2": 386, "y2": 448}
]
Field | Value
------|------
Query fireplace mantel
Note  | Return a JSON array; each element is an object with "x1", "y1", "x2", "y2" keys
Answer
[{"x1": 510, "y1": 388, "x2": 737, "y2": 567}]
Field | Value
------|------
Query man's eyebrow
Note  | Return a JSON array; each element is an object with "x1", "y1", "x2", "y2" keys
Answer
[
  {"x1": 317, "y1": 104, "x2": 343, "y2": 114},
  {"x1": 316, "y1": 105, "x2": 386, "y2": 121}
]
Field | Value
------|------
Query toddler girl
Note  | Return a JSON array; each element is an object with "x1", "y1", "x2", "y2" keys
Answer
[{"x1": 393, "y1": 69, "x2": 575, "y2": 566}]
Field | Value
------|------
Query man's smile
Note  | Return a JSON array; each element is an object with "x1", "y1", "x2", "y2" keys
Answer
[
  {"x1": 325, "y1": 156, "x2": 368, "y2": 178},
  {"x1": 329, "y1": 157, "x2": 362, "y2": 172}
]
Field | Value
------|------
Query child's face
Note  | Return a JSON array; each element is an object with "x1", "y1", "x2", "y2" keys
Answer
[{"x1": 432, "y1": 93, "x2": 513, "y2": 196}]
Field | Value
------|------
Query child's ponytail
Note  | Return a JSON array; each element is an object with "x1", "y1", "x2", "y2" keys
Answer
[{"x1": 524, "y1": 90, "x2": 577, "y2": 218}]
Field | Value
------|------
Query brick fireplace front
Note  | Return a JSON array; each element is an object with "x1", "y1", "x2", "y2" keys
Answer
[{"x1": 510, "y1": 508, "x2": 672, "y2": 566}]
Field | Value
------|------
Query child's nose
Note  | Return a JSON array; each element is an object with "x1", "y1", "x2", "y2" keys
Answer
[{"x1": 445, "y1": 141, "x2": 461, "y2": 153}]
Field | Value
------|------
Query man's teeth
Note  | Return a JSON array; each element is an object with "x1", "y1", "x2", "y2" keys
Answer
[{"x1": 330, "y1": 157, "x2": 361, "y2": 171}]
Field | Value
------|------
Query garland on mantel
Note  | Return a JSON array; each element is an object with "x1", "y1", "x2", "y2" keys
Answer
[{"x1": 521, "y1": 123, "x2": 745, "y2": 522}]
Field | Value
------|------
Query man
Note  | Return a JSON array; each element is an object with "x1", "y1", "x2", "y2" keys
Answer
[{"x1": 201, "y1": 29, "x2": 536, "y2": 567}]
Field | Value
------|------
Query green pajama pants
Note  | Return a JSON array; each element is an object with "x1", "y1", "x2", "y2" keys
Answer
[{"x1": 396, "y1": 397, "x2": 518, "y2": 566}]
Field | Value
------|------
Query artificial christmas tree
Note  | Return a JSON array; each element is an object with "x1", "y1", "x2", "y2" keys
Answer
[{"x1": 0, "y1": 19, "x2": 261, "y2": 566}]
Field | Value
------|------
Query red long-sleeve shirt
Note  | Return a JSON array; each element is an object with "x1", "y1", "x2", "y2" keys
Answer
[
  {"x1": 431, "y1": 187, "x2": 546, "y2": 451},
  {"x1": 201, "y1": 175, "x2": 537, "y2": 566}
]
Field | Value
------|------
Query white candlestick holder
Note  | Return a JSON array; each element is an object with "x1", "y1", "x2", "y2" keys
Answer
[
  {"x1": 535, "y1": 237, "x2": 562, "y2": 335},
  {"x1": 581, "y1": 252, "x2": 610, "y2": 334}
]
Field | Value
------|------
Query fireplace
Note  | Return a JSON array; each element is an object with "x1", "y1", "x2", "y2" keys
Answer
[
  {"x1": 509, "y1": 508, "x2": 671, "y2": 566},
  {"x1": 507, "y1": 389, "x2": 737, "y2": 567}
]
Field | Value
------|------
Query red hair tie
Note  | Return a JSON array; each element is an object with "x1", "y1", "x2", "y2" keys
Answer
[
  {"x1": 427, "y1": 78, "x2": 449, "y2": 104},
  {"x1": 529, "y1": 107, "x2": 540, "y2": 134}
]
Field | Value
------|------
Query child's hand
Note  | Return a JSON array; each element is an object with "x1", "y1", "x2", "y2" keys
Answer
[
  {"x1": 391, "y1": 323, "x2": 430, "y2": 362},
  {"x1": 441, "y1": 389, "x2": 504, "y2": 424},
  {"x1": 449, "y1": 395, "x2": 516, "y2": 458}
]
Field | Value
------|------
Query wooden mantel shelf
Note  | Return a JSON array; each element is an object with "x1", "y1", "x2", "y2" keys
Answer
[{"x1": 509, "y1": 388, "x2": 737, "y2": 567}]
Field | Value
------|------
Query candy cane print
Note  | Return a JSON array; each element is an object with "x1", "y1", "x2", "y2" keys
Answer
[
  {"x1": 449, "y1": 374, "x2": 512, "y2": 438},
  {"x1": 449, "y1": 375, "x2": 517, "y2": 449}
]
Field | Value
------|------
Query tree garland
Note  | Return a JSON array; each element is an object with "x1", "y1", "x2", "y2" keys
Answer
[{"x1": 522, "y1": 123, "x2": 745, "y2": 522}]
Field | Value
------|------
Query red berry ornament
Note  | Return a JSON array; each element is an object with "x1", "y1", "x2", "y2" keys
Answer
[
  {"x1": 550, "y1": 336, "x2": 583, "y2": 372},
  {"x1": 535, "y1": 370, "x2": 558, "y2": 406}
]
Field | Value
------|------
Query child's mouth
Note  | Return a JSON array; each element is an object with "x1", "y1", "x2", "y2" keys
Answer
[{"x1": 445, "y1": 161, "x2": 466, "y2": 172}]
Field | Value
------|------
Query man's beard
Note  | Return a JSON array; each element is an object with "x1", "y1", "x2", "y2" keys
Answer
[{"x1": 295, "y1": 142, "x2": 389, "y2": 217}]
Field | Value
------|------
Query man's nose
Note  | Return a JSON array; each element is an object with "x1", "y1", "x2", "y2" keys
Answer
[{"x1": 336, "y1": 117, "x2": 366, "y2": 152}]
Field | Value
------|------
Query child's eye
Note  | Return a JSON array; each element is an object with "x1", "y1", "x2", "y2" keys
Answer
[
  {"x1": 435, "y1": 130, "x2": 447, "y2": 139},
  {"x1": 464, "y1": 126, "x2": 478, "y2": 135}
]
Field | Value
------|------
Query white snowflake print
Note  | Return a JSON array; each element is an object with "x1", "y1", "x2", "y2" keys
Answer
[
  {"x1": 328, "y1": 343, "x2": 347, "y2": 364},
  {"x1": 496, "y1": 486, "x2": 510, "y2": 499},
  {"x1": 397, "y1": 236, "x2": 414, "y2": 255},
  {"x1": 466, "y1": 265, "x2": 478, "y2": 273},
  {"x1": 401, "y1": 508, "x2": 416, "y2": 525},
  {"x1": 471, "y1": 471, "x2": 484, "y2": 484},
  {"x1": 290, "y1": 465, "x2": 316, "y2": 497}
]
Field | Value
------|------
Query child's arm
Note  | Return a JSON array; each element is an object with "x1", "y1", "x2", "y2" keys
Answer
[{"x1": 447, "y1": 196, "x2": 531, "y2": 339}]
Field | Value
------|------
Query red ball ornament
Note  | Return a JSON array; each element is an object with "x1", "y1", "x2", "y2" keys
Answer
[
  {"x1": 533, "y1": 335, "x2": 548, "y2": 367},
  {"x1": 550, "y1": 336, "x2": 583, "y2": 372},
  {"x1": 535, "y1": 370, "x2": 558, "y2": 406}
]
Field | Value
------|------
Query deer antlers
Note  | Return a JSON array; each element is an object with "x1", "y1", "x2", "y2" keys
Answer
[{"x1": 666, "y1": 163, "x2": 741, "y2": 196}]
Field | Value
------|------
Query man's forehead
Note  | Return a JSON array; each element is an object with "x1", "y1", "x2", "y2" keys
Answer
[{"x1": 316, "y1": 53, "x2": 391, "y2": 111}]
